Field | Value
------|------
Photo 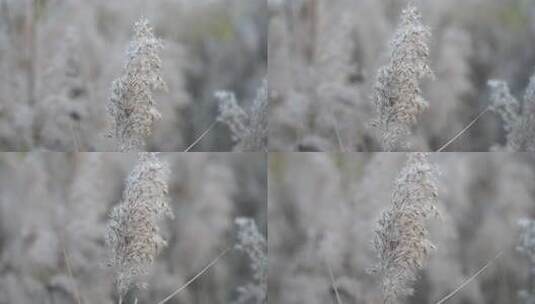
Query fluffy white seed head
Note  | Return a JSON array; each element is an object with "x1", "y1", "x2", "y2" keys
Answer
[
  {"x1": 105, "y1": 152, "x2": 173, "y2": 298},
  {"x1": 215, "y1": 91, "x2": 249, "y2": 144},
  {"x1": 488, "y1": 80, "x2": 520, "y2": 133},
  {"x1": 107, "y1": 18, "x2": 167, "y2": 152},
  {"x1": 371, "y1": 4, "x2": 433, "y2": 151},
  {"x1": 215, "y1": 80, "x2": 268, "y2": 151},
  {"x1": 373, "y1": 153, "x2": 440, "y2": 304},
  {"x1": 234, "y1": 217, "x2": 267, "y2": 304},
  {"x1": 238, "y1": 80, "x2": 268, "y2": 151},
  {"x1": 489, "y1": 75, "x2": 535, "y2": 151}
]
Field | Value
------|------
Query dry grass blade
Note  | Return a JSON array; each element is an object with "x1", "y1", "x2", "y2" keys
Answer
[
  {"x1": 326, "y1": 260, "x2": 343, "y2": 304},
  {"x1": 61, "y1": 237, "x2": 83, "y2": 304},
  {"x1": 434, "y1": 251, "x2": 503, "y2": 304},
  {"x1": 156, "y1": 247, "x2": 231, "y2": 304},
  {"x1": 436, "y1": 107, "x2": 490, "y2": 152},
  {"x1": 333, "y1": 120, "x2": 345, "y2": 152},
  {"x1": 184, "y1": 120, "x2": 218, "y2": 152}
]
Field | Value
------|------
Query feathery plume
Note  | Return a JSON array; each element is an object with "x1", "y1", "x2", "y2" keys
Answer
[
  {"x1": 215, "y1": 91, "x2": 249, "y2": 144},
  {"x1": 107, "y1": 18, "x2": 167, "y2": 152},
  {"x1": 372, "y1": 153, "x2": 440, "y2": 304},
  {"x1": 489, "y1": 75, "x2": 535, "y2": 151},
  {"x1": 488, "y1": 80, "x2": 521, "y2": 135},
  {"x1": 105, "y1": 152, "x2": 173, "y2": 300},
  {"x1": 240, "y1": 79, "x2": 268, "y2": 151},
  {"x1": 215, "y1": 79, "x2": 268, "y2": 151},
  {"x1": 234, "y1": 217, "x2": 267, "y2": 304},
  {"x1": 371, "y1": 4, "x2": 433, "y2": 151}
]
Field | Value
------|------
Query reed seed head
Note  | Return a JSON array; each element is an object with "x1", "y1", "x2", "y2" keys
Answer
[
  {"x1": 371, "y1": 4, "x2": 433, "y2": 151},
  {"x1": 105, "y1": 152, "x2": 172, "y2": 298},
  {"x1": 107, "y1": 18, "x2": 167, "y2": 152},
  {"x1": 373, "y1": 153, "x2": 440, "y2": 304}
]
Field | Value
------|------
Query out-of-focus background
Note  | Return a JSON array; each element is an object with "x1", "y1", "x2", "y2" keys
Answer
[
  {"x1": 268, "y1": 0, "x2": 535, "y2": 151},
  {"x1": 0, "y1": 0, "x2": 266, "y2": 151},
  {"x1": 0, "y1": 152, "x2": 266, "y2": 303},
  {"x1": 269, "y1": 152, "x2": 535, "y2": 304}
]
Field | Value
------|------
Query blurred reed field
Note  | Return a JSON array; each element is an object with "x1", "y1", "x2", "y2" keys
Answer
[
  {"x1": 268, "y1": 0, "x2": 535, "y2": 151},
  {"x1": 3, "y1": 2, "x2": 535, "y2": 304},
  {"x1": 269, "y1": 152, "x2": 535, "y2": 304},
  {"x1": 0, "y1": 0, "x2": 266, "y2": 151},
  {"x1": 0, "y1": 152, "x2": 267, "y2": 303}
]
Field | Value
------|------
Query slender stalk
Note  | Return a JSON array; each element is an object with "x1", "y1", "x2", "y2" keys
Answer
[
  {"x1": 333, "y1": 120, "x2": 345, "y2": 152},
  {"x1": 436, "y1": 107, "x2": 489, "y2": 152},
  {"x1": 155, "y1": 247, "x2": 231, "y2": 304},
  {"x1": 434, "y1": 251, "x2": 503, "y2": 304},
  {"x1": 60, "y1": 241, "x2": 82, "y2": 304},
  {"x1": 326, "y1": 260, "x2": 343, "y2": 304},
  {"x1": 184, "y1": 120, "x2": 218, "y2": 152}
]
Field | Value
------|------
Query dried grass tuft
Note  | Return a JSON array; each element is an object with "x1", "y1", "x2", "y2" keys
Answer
[
  {"x1": 105, "y1": 152, "x2": 173, "y2": 300},
  {"x1": 372, "y1": 153, "x2": 440, "y2": 304},
  {"x1": 371, "y1": 4, "x2": 433, "y2": 151}
]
